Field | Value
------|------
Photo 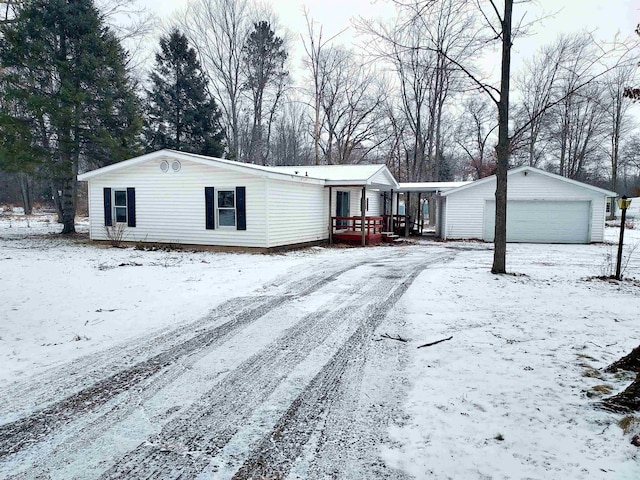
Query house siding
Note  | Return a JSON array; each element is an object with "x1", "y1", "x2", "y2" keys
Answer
[
  {"x1": 87, "y1": 157, "x2": 269, "y2": 247},
  {"x1": 366, "y1": 190, "x2": 382, "y2": 216},
  {"x1": 370, "y1": 168, "x2": 391, "y2": 187},
  {"x1": 328, "y1": 187, "x2": 382, "y2": 216},
  {"x1": 266, "y1": 178, "x2": 328, "y2": 248},
  {"x1": 442, "y1": 170, "x2": 607, "y2": 242}
]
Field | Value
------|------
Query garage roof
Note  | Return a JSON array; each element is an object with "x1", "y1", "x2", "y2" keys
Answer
[{"x1": 441, "y1": 166, "x2": 617, "y2": 197}]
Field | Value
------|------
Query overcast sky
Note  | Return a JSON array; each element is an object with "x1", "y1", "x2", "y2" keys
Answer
[{"x1": 135, "y1": 0, "x2": 640, "y2": 81}]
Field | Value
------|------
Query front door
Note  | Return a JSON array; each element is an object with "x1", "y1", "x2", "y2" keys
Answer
[{"x1": 336, "y1": 191, "x2": 350, "y2": 227}]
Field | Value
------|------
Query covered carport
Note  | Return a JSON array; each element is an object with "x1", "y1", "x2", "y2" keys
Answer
[{"x1": 394, "y1": 181, "x2": 471, "y2": 236}]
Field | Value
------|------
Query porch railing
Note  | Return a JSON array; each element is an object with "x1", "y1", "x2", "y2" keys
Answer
[{"x1": 331, "y1": 216, "x2": 384, "y2": 235}]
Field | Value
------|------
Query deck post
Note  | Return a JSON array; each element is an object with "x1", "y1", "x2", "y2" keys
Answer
[
  {"x1": 405, "y1": 192, "x2": 411, "y2": 237},
  {"x1": 389, "y1": 189, "x2": 394, "y2": 232},
  {"x1": 418, "y1": 192, "x2": 423, "y2": 234},
  {"x1": 328, "y1": 186, "x2": 333, "y2": 245},
  {"x1": 396, "y1": 191, "x2": 401, "y2": 233},
  {"x1": 361, "y1": 186, "x2": 366, "y2": 247}
]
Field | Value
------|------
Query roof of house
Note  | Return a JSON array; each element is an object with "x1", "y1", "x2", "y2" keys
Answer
[
  {"x1": 440, "y1": 166, "x2": 617, "y2": 197},
  {"x1": 268, "y1": 164, "x2": 399, "y2": 189},
  {"x1": 77, "y1": 150, "x2": 398, "y2": 189}
]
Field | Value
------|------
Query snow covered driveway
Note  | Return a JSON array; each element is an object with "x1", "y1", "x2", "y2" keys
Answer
[
  {"x1": 0, "y1": 217, "x2": 454, "y2": 478},
  {"x1": 1, "y1": 215, "x2": 640, "y2": 479}
]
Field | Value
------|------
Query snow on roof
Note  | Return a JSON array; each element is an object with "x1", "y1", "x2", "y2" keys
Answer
[
  {"x1": 268, "y1": 164, "x2": 396, "y2": 187},
  {"x1": 441, "y1": 166, "x2": 617, "y2": 197},
  {"x1": 78, "y1": 150, "x2": 398, "y2": 188},
  {"x1": 397, "y1": 181, "x2": 472, "y2": 193}
]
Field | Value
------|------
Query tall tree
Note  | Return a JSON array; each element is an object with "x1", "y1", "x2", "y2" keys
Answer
[
  {"x1": 359, "y1": 0, "x2": 473, "y2": 181},
  {"x1": 602, "y1": 63, "x2": 638, "y2": 192},
  {"x1": 242, "y1": 20, "x2": 288, "y2": 165},
  {"x1": 180, "y1": 0, "x2": 250, "y2": 160},
  {"x1": 456, "y1": 96, "x2": 498, "y2": 179},
  {"x1": 0, "y1": 0, "x2": 141, "y2": 233},
  {"x1": 144, "y1": 29, "x2": 224, "y2": 156}
]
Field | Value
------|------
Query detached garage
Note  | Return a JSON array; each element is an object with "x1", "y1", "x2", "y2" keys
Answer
[{"x1": 436, "y1": 166, "x2": 616, "y2": 244}]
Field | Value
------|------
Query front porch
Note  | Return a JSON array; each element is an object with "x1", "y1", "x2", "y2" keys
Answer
[{"x1": 330, "y1": 216, "x2": 399, "y2": 245}]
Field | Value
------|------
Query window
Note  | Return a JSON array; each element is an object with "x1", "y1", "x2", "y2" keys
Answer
[
  {"x1": 336, "y1": 191, "x2": 350, "y2": 227},
  {"x1": 114, "y1": 190, "x2": 127, "y2": 223},
  {"x1": 218, "y1": 190, "x2": 236, "y2": 227}
]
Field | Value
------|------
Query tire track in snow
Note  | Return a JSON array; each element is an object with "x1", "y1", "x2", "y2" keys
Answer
[
  {"x1": 231, "y1": 257, "x2": 446, "y2": 480},
  {"x1": 0, "y1": 258, "x2": 370, "y2": 461},
  {"x1": 96, "y1": 272, "x2": 391, "y2": 478},
  {"x1": 99, "y1": 254, "x2": 451, "y2": 479}
]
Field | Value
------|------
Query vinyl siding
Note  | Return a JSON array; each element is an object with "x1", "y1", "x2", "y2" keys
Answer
[
  {"x1": 329, "y1": 187, "x2": 382, "y2": 217},
  {"x1": 370, "y1": 168, "x2": 394, "y2": 187},
  {"x1": 266, "y1": 178, "x2": 328, "y2": 247},
  {"x1": 366, "y1": 190, "x2": 382, "y2": 215},
  {"x1": 442, "y1": 170, "x2": 607, "y2": 243},
  {"x1": 87, "y1": 156, "x2": 268, "y2": 247}
]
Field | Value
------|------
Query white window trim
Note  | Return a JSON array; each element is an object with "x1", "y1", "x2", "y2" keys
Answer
[
  {"x1": 113, "y1": 188, "x2": 128, "y2": 224},
  {"x1": 216, "y1": 188, "x2": 236, "y2": 229}
]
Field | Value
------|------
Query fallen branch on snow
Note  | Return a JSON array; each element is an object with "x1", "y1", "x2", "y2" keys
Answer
[
  {"x1": 380, "y1": 333, "x2": 408, "y2": 343},
  {"x1": 417, "y1": 336, "x2": 453, "y2": 349}
]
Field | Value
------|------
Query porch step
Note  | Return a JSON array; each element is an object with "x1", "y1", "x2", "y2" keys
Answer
[{"x1": 382, "y1": 232, "x2": 401, "y2": 243}]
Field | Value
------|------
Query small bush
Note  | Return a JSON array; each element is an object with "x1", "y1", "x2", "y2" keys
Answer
[{"x1": 105, "y1": 223, "x2": 127, "y2": 247}]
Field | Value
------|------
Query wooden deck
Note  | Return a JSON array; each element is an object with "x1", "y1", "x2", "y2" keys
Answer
[{"x1": 331, "y1": 216, "x2": 397, "y2": 245}]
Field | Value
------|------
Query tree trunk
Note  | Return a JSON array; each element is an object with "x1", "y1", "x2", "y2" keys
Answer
[
  {"x1": 491, "y1": 0, "x2": 513, "y2": 275},
  {"x1": 599, "y1": 345, "x2": 640, "y2": 413},
  {"x1": 605, "y1": 345, "x2": 640, "y2": 374},
  {"x1": 60, "y1": 175, "x2": 77, "y2": 234},
  {"x1": 19, "y1": 173, "x2": 32, "y2": 215},
  {"x1": 601, "y1": 373, "x2": 640, "y2": 413},
  {"x1": 50, "y1": 181, "x2": 64, "y2": 223}
]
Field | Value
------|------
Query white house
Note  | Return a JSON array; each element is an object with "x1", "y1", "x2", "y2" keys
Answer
[
  {"x1": 436, "y1": 166, "x2": 616, "y2": 244},
  {"x1": 77, "y1": 150, "x2": 399, "y2": 250}
]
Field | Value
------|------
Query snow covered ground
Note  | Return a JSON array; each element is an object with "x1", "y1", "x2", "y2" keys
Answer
[{"x1": 1, "y1": 212, "x2": 639, "y2": 479}]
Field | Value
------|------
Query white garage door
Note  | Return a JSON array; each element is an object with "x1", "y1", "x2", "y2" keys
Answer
[{"x1": 484, "y1": 200, "x2": 591, "y2": 243}]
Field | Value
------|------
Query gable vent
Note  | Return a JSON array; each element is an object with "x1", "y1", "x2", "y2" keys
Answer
[
  {"x1": 160, "y1": 160, "x2": 169, "y2": 172},
  {"x1": 172, "y1": 160, "x2": 181, "y2": 172}
]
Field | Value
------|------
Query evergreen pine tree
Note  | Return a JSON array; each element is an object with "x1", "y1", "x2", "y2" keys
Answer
[
  {"x1": 0, "y1": 0, "x2": 142, "y2": 233},
  {"x1": 242, "y1": 21, "x2": 288, "y2": 165},
  {"x1": 144, "y1": 29, "x2": 225, "y2": 157}
]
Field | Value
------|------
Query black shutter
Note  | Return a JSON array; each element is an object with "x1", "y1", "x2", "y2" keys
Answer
[
  {"x1": 205, "y1": 187, "x2": 215, "y2": 230},
  {"x1": 103, "y1": 188, "x2": 112, "y2": 226},
  {"x1": 236, "y1": 186, "x2": 246, "y2": 231},
  {"x1": 126, "y1": 188, "x2": 136, "y2": 227}
]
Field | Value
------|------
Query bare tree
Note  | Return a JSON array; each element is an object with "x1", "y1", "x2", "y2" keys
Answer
[
  {"x1": 96, "y1": 0, "x2": 157, "y2": 73},
  {"x1": 315, "y1": 47, "x2": 388, "y2": 165},
  {"x1": 270, "y1": 100, "x2": 313, "y2": 166},
  {"x1": 602, "y1": 63, "x2": 638, "y2": 192},
  {"x1": 513, "y1": 38, "x2": 570, "y2": 167},
  {"x1": 301, "y1": 9, "x2": 347, "y2": 165},
  {"x1": 456, "y1": 95, "x2": 498, "y2": 179},
  {"x1": 359, "y1": 0, "x2": 474, "y2": 181},
  {"x1": 180, "y1": 0, "x2": 250, "y2": 160}
]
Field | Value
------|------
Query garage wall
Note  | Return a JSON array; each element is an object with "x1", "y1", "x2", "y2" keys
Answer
[{"x1": 442, "y1": 170, "x2": 608, "y2": 243}]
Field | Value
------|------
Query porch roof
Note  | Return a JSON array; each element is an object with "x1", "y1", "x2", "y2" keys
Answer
[
  {"x1": 397, "y1": 181, "x2": 472, "y2": 193},
  {"x1": 269, "y1": 164, "x2": 399, "y2": 190}
]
